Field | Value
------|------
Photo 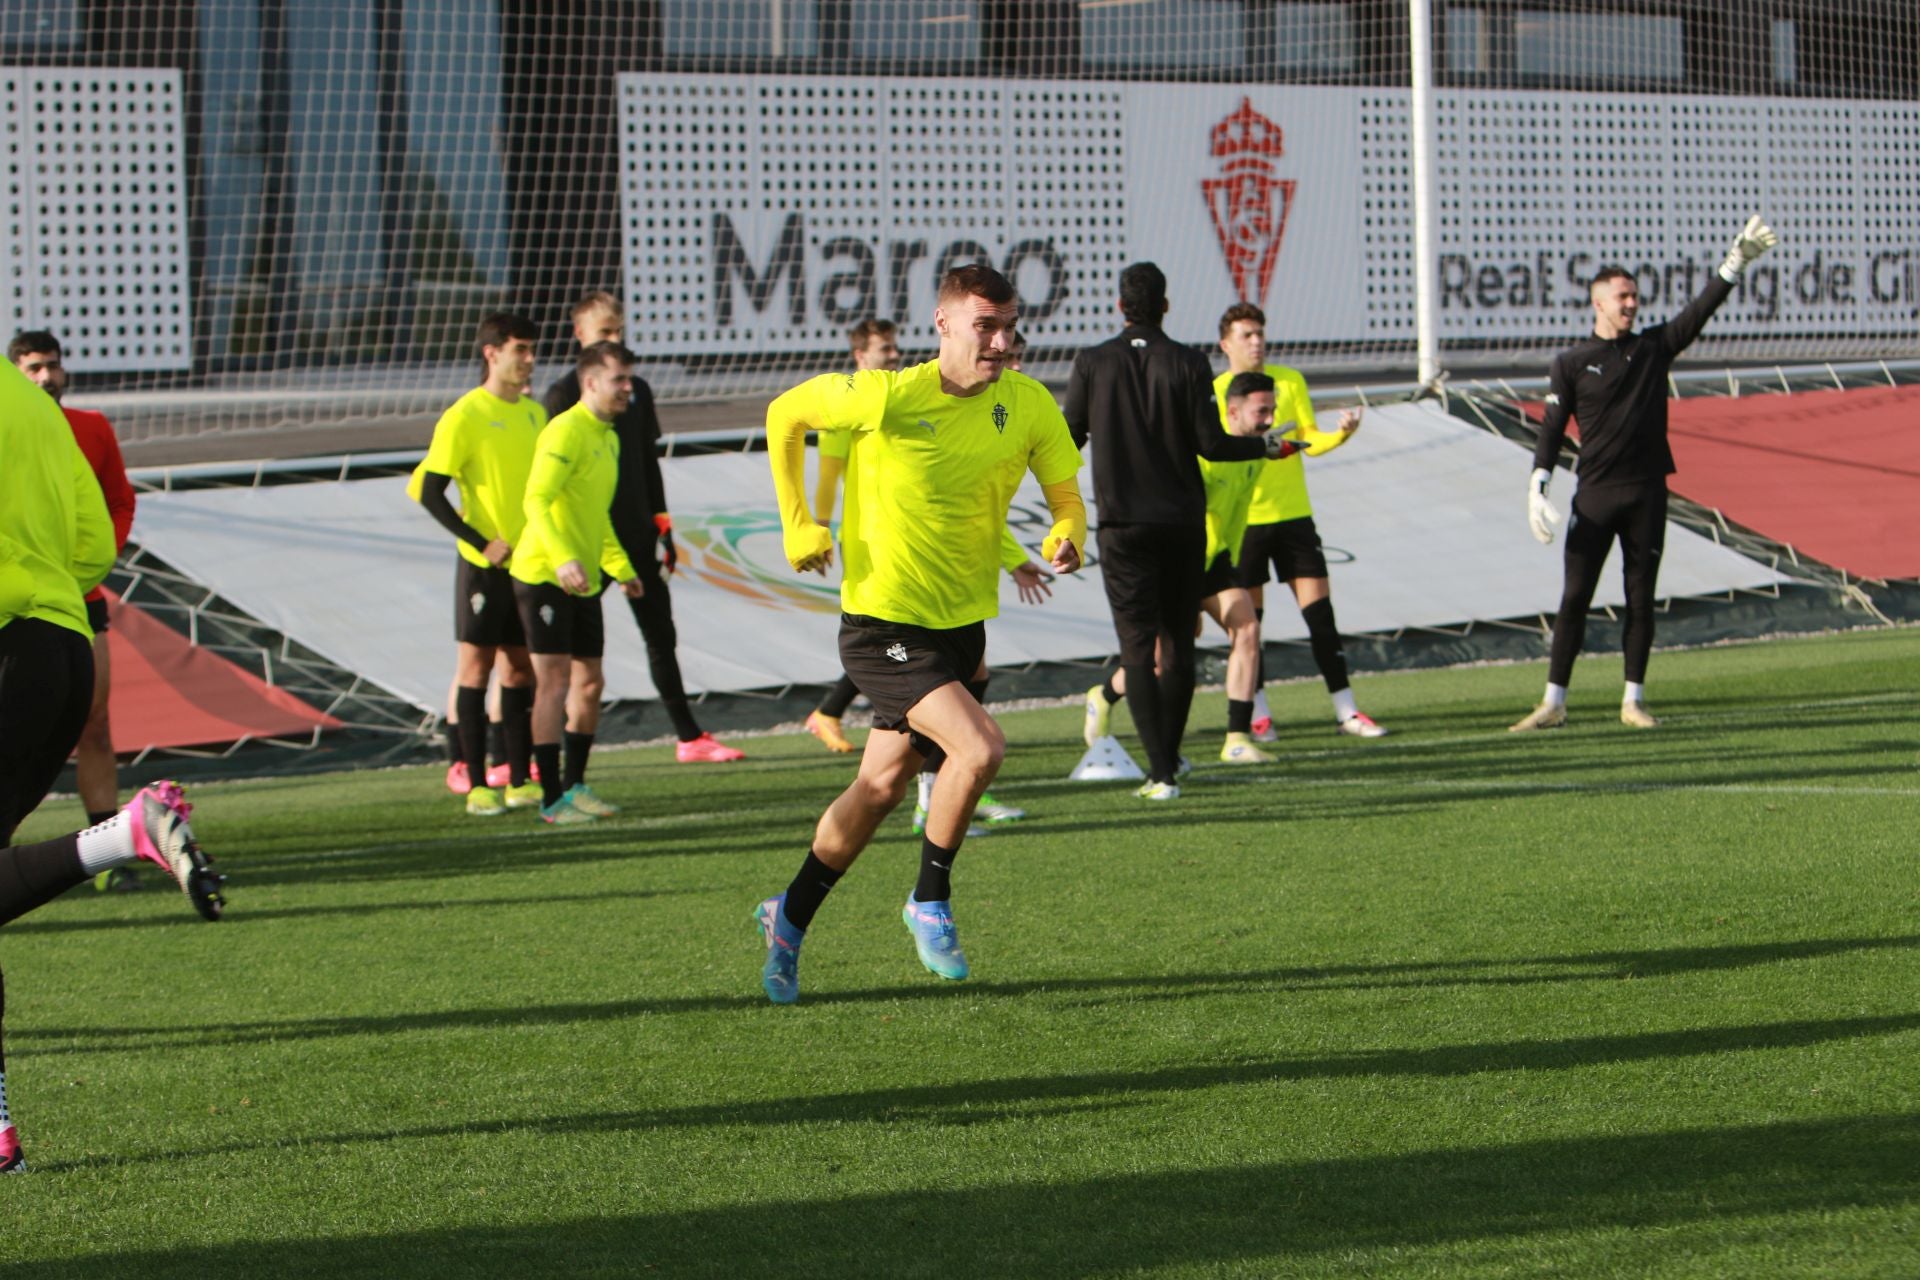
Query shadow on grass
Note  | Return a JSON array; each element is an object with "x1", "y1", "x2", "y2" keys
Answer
[
  {"x1": 18, "y1": 933, "x2": 1918, "y2": 1058},
  {"x1": 15, "y1": 1113, "x2": 1920, "y2": 1277},
  {"x1": 7, "y1": 886, "x2": 702, "y2": 935}
]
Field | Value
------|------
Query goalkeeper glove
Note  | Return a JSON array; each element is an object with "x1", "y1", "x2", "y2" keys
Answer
[
  {"x1": 1717, "y1": 215, "x2": 1778, "y2": 282},
  {"x1": 1263, "y1": 434, "x2": 1306, "y2": 461},
  {"x1": 654, "y1": 515, "x2": 676, "y2": 575},
  {"x1": 1527, "y1": 468, "x2": 1562, "y2": 545}
]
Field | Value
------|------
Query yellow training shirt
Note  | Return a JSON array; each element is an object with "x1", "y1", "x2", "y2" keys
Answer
[
  {"x1": 511, "y1": 403, "x2": 637, "y2": 593},
  {"x1": 0, "y1": 362, "x2": 114, "y2": 638},
  {"x1": 1198, "y1": 455, "x2": 1263, "y2": 567},
  {"x1": 1214, "y1": 364, "x2": 1351, "y2": 525},
  {"x1": 409, "y1": 386, "x2": 545, "y2": 568},
  {"x1": 768, "y1": 361, "x2": 1083, "y2": 629}
]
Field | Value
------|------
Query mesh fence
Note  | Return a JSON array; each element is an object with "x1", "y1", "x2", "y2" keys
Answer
[{"x1": 3, "y1": 1, "x2": 1915, "y2": 454}]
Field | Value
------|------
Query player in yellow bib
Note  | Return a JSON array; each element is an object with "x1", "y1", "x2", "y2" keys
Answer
[
  {"x1": 1215, "y1": 302, "x2": 1384, "y2": 739},
  {"x1": 409, "y1": 313, "x2": 546, "y2": 816},
  {"x1": 753, "y1": 265, "x2": 1086, "y2": 1004},
  {"x1": 510, "y1": 342, "x2": 644, "y2": 826}
]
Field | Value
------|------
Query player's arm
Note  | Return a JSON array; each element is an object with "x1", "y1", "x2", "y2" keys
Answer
[
  {"x1": 1026, "y1": 409, "x2": 1088, "y2": 573},
  {"x1": 413, "y1": 469, "x2": 493, "y2": 558},
  {"x1": 767, "y1": 375, "x2": 863, "y2": 573},
  {"x1": 1193, "y1": 380, "x2": 1268, "y2": 462},
  {"x1": 1662, "y1": 216, "x2": 1778, "y2": 355},
  {"x1": 1526, "y1": 358, "x2": 1574, "y2": 544},
  {"x1": 521, "y1": 422, "x2": 579, "y2": 571},
  {"x1": 600, "y1": 524, "x2": 639, "y2": 593},
  {"x1": 812, "y1": 452, "x2": 846, "y2": 525},
  {"x1": 67, "y1": 434, "x2": 115, "y2": 596},
  {"x1": 91, "y1": 420, "x2": 137, "y2": 549},
  {"x1": 1286, "y1": 381, "x2": 1359, "y2": 456},
  {"x1": 1062, "y1": 351, "x2": 1092, "y2": 450}
]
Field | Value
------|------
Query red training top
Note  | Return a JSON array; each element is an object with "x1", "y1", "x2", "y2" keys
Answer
[{"x1": 64, "y1": 406, "x2": 136, "y2": 602}]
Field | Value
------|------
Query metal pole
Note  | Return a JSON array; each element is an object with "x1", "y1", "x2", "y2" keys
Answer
[{"x1": 1408, "y1": 0, "x2": 1440, "y2": 387}]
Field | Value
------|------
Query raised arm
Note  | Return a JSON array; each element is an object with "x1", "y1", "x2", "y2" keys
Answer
[{"x1": 1662, "y1": 215, "x2": 1778, "y2": 356}]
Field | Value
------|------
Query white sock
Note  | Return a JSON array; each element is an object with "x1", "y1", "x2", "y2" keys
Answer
[
  {"x1": 1542, "y1": 683, "x2": 1568, "y2": 709},
  {"x1": 1331, "y1": 688, "x2": 1359, "y2": 721},
  {"x1": 1624, "y1": 681, "x2": 1645, "y2": 704},
  {"x1": 917, "y1": 769, "x2": 936, "y2": 811},
  {"x1": 76, "y1": 809, "x2": 136, "y2": 874},
  {"x1": 1252, "y1": 688, "x2": 1271, "y2": 722}
]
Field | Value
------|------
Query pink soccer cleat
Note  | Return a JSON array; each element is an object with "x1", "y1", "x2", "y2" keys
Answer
[
  {"x1": 0, "y1": 1124, "x2": 23, "y2": 1174},
  {"x1": 676, "y1": 733, "x2": 745, "y2": 763},
  {"x1": 127, "y1": 781, "x2": 225, "y2": 922},
  {"x1": 446, "y1": 761, "x2": 472, "y2": 795}
]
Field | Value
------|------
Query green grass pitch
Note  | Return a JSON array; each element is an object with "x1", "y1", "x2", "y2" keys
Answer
[{"x1": 3, "y1": 628, "x2": 1917, "y2": 1278}]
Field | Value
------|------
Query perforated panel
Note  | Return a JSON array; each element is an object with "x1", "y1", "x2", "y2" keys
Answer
[
  {"x1": 1007, "y1": 85, "x2": 1128, "y2": 342},
  {"x1": 1853, "y1": 103, "x2": 1920, "y2": 337},
  {"x1": 621, "y1": 73, "x2": 1126, "y2": 356},
  {"x1": 0, "y1": 70, "x2": 27, "y2": 350},
  {"x1": 1356, "y1": 92, "x2": 1413, "y2": 339},
  {"x1": 19, "y1": 70, "x2": 190, "y2": 372}
]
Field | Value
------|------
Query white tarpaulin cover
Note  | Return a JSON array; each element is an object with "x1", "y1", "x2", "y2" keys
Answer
[{"x1": 130, "y1": 403, "x2": 1786, "y2": 713}]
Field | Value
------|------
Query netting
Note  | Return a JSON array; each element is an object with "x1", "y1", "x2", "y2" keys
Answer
[{"x1": 4, "y1": 1, "x2": 1915, "y2": 458}]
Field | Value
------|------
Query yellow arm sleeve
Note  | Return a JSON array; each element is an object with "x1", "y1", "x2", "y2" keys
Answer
[
  {"x1": 1038, "y1": 476, "x2": 1087, "y2": 565},
  {"x1": 600, "y1": 528, "x2": 638, "y2": 585},
  {"x1": 812, "y1": 452, "x2": 846, "y2": 526},
  {"x1": 68, "y1": 436, "x2": 116, "y2": 595},
  {"x1": 767, "y1": 386, "x2": 835, "y2": 568}
]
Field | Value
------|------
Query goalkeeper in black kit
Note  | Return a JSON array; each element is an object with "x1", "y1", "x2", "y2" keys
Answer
[{"x1": 1511, "y1": 216, "x2": 1778, "y2": 733}]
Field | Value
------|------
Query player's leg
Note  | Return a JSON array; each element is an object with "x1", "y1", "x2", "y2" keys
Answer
[
  {"x1": 1616, "y1": 484, "x2": 1668, "y2": 727},
  {"x1": 441, "y1": 674, "x2": 470, "y2": 794},
  {"x1": 1149, "y1": 527, "x2": 1208, "y2": 793},
  {"x1": 1099, "y1": 524, "x2": 1180, "y2": 787},
  {"x1": 453, "y1": 643, "x2": 501, "y2": 813},
  {"x1": 808, "y1": 672, "x2": 861, "y2": 753},
  {"x1": 916, "y1": 664, "x2": 1012, "y2": 834},
  {"x1": 497, "y1": 644, "x2": 536, "y2": 797},
  {"x1": 1234, "y1": 526, "x2": 1280, "y2": 739},
  {"x1": 76, "y1": 607, "x2": 118, "y2": 826},
  {"x1": 559, "y1": 599, "x2": 620, "y2": 817},
  {"x1": 898, "y1": 677, "x2": 1001, "y2": 981},
  {"x1": 1212, "y1": 586, "x2": 1272, "y2": 763},
  {"x1": 1513, "y1": 486, "x2": 1618, "y2": 731},
  {"x1": 629, "y1": 571, "x2": 742, "y2": 763},
  {"x1": 513, "y1": 581, "x2": 586, "y2": 821}
]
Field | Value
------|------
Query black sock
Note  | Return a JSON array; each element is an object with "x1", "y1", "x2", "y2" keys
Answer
[
  {"x1": 1123, "y1": 661, "x2": 1172, "y2": 782},
  {"x1": 535, "y1": 743, "x2": 564, "y2": 807},
  {"x1": 1301, "y1": 597, "x2": 1350, "y2": 694},
  {"x1": 1100, "y1": 671, "x2": 1123, "y2": 705},
  {"x1": 0, "y1": 834, "x2": 85, "y2": 927},
  {"x1": 563, "y1": 731, "x2": 594, "y2": 790},
  {"x1": 85, "y1": 809, "x2": 117, "y2": 826},
  {"x1": 781, "y1": 851, "x2": 843, "y2": 932},
  {"x1": 443, "y1": 722, "x2": 461, "y2": 764},
  {"x1": 914, "y1": 836, "x2": 958, "y2": 903},
  {"x1": 665, "y1": 698, "x2": 702, "y2": 742},
  {"x1": 501, "y1": 686, "x2": 533, "y2": 786},
  {"x1": 818, "y1": 673, "x2": 859, "y2": 718},
  {"x1": 455, "y1": 686, "x2": 488, "y2": 786},
  {"x1": 485, "y1": 719, "x2": 506, "y2": 772},
  {"x1": 1227, "y1": 699, "x2": 1253, "y2": 734}
]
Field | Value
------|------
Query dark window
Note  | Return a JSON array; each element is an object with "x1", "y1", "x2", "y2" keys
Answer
[
  {"x1": 854, "y1": 1, "x2": 981, "y2": 62},
  {"x1": 1514, "y1": 8, "x2": 1685, "y2": 83},
  {"x1": 0, "y1": 0, "x2": 80, "y2": 50},
  {"x1": 663, "y1": 0, "x2": 820, "y2": 57}
]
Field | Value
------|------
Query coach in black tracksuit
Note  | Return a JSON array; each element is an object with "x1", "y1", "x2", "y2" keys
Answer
[
  {"x1": 1513, "y1": 216, "x2": 1778, "y2": 732},
  {"x1": 1065, "y1": 262, "x2": 1290, "y2": 790},
  {"x1": 543, "y1": 294, "x2": 722, "y2": 752}
]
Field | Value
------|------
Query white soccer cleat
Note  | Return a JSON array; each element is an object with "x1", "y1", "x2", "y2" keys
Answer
[
  {"x1": 127, "y1": 782, "x2": 225, "y2": 922},
  {"x1": 1336, "y1": 712, "x2": 1388, "y2": 739},
  {"x1": 1509, "y1": 703, "x2": 1568, "y2": 733},
  {"x1": 1620, "y1": 701, "x2": 1659, "y2": 729},
  {"x1": 1134, "y1": 780, "x2": 1180, "y2": 802}
]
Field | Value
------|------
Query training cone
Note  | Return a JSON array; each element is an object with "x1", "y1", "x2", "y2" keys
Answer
[{"x1": 1070, "y1": 735, "x2": 1145, "y2": 781}]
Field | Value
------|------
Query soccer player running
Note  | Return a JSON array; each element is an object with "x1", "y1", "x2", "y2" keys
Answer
[
  {"x1": 1066, "y1": 263, "x2": 1290, "y2": 800},
  {"x1": 513, "y1": 342, "x2": 645, "y2": 824},
  {"x1": 1213, "y1": 303, "x2": 1377, "y2": 741},
  {"x1": 0, "y1": 358, "x2": 221, "y2": 1174},
  {"x1": 410, "y1": 313, "x2": 544, "y2": 817},
  {"x1": 753, "y1": 265, "x2": 1085, "y2": 1004},
  {"x1": 1512, "y1": 215, "x2": 1778, "y2": 732},
  {"x1": 9, "y1": 333, "x2": 138, "y2": 877},
  {"x1": 543, "y1": 293, "x2": 744, "y2": 765},
  {"x1": 803, "y1": 317, "x2": 902, "y2": 755}
]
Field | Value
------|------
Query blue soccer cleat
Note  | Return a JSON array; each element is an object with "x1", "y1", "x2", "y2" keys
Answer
[
  {"x1": 754, "y1": 895, "x2": 804, "y2": 1004},
  {"x1": 902, "y1": 897, "x2": 970, "y2": 981}
]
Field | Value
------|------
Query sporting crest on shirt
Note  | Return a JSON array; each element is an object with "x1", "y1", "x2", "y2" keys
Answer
[
  {"x1": 1202, "y1": 97, "x2": 1297, "y2": 306},
  {"x1": 992, "y1": 403, "x2": 1007, "y2": 434}
]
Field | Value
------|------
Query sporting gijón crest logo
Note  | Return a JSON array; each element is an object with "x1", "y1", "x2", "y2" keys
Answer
[
  {"x1": 1202, "y1": 97, "x2": 1296, "y2": 305},
  {"x1": 992, "y1": 403, "x2": 1007, "y2": 434}
]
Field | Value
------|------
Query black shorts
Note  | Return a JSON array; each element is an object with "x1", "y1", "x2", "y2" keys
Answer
[
  {"x1": 1233, "y1": 516, "x2": 1329, "y2": 588},
  {"x1": 512, "y1": 579, "x2": 605, "y2": 658},
  {"x1": 86, "y1": 595, "x2": 110, "y2": 634},
  {"x1": 1200, "y1": 552, "x2": 1239, "y2": 600},
  {"x1": 455, "y1": 557, "x2": 526, "y2": 648},
  {"x1": 838, "y1": 612, "x2": 985, "y2": 735}
]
